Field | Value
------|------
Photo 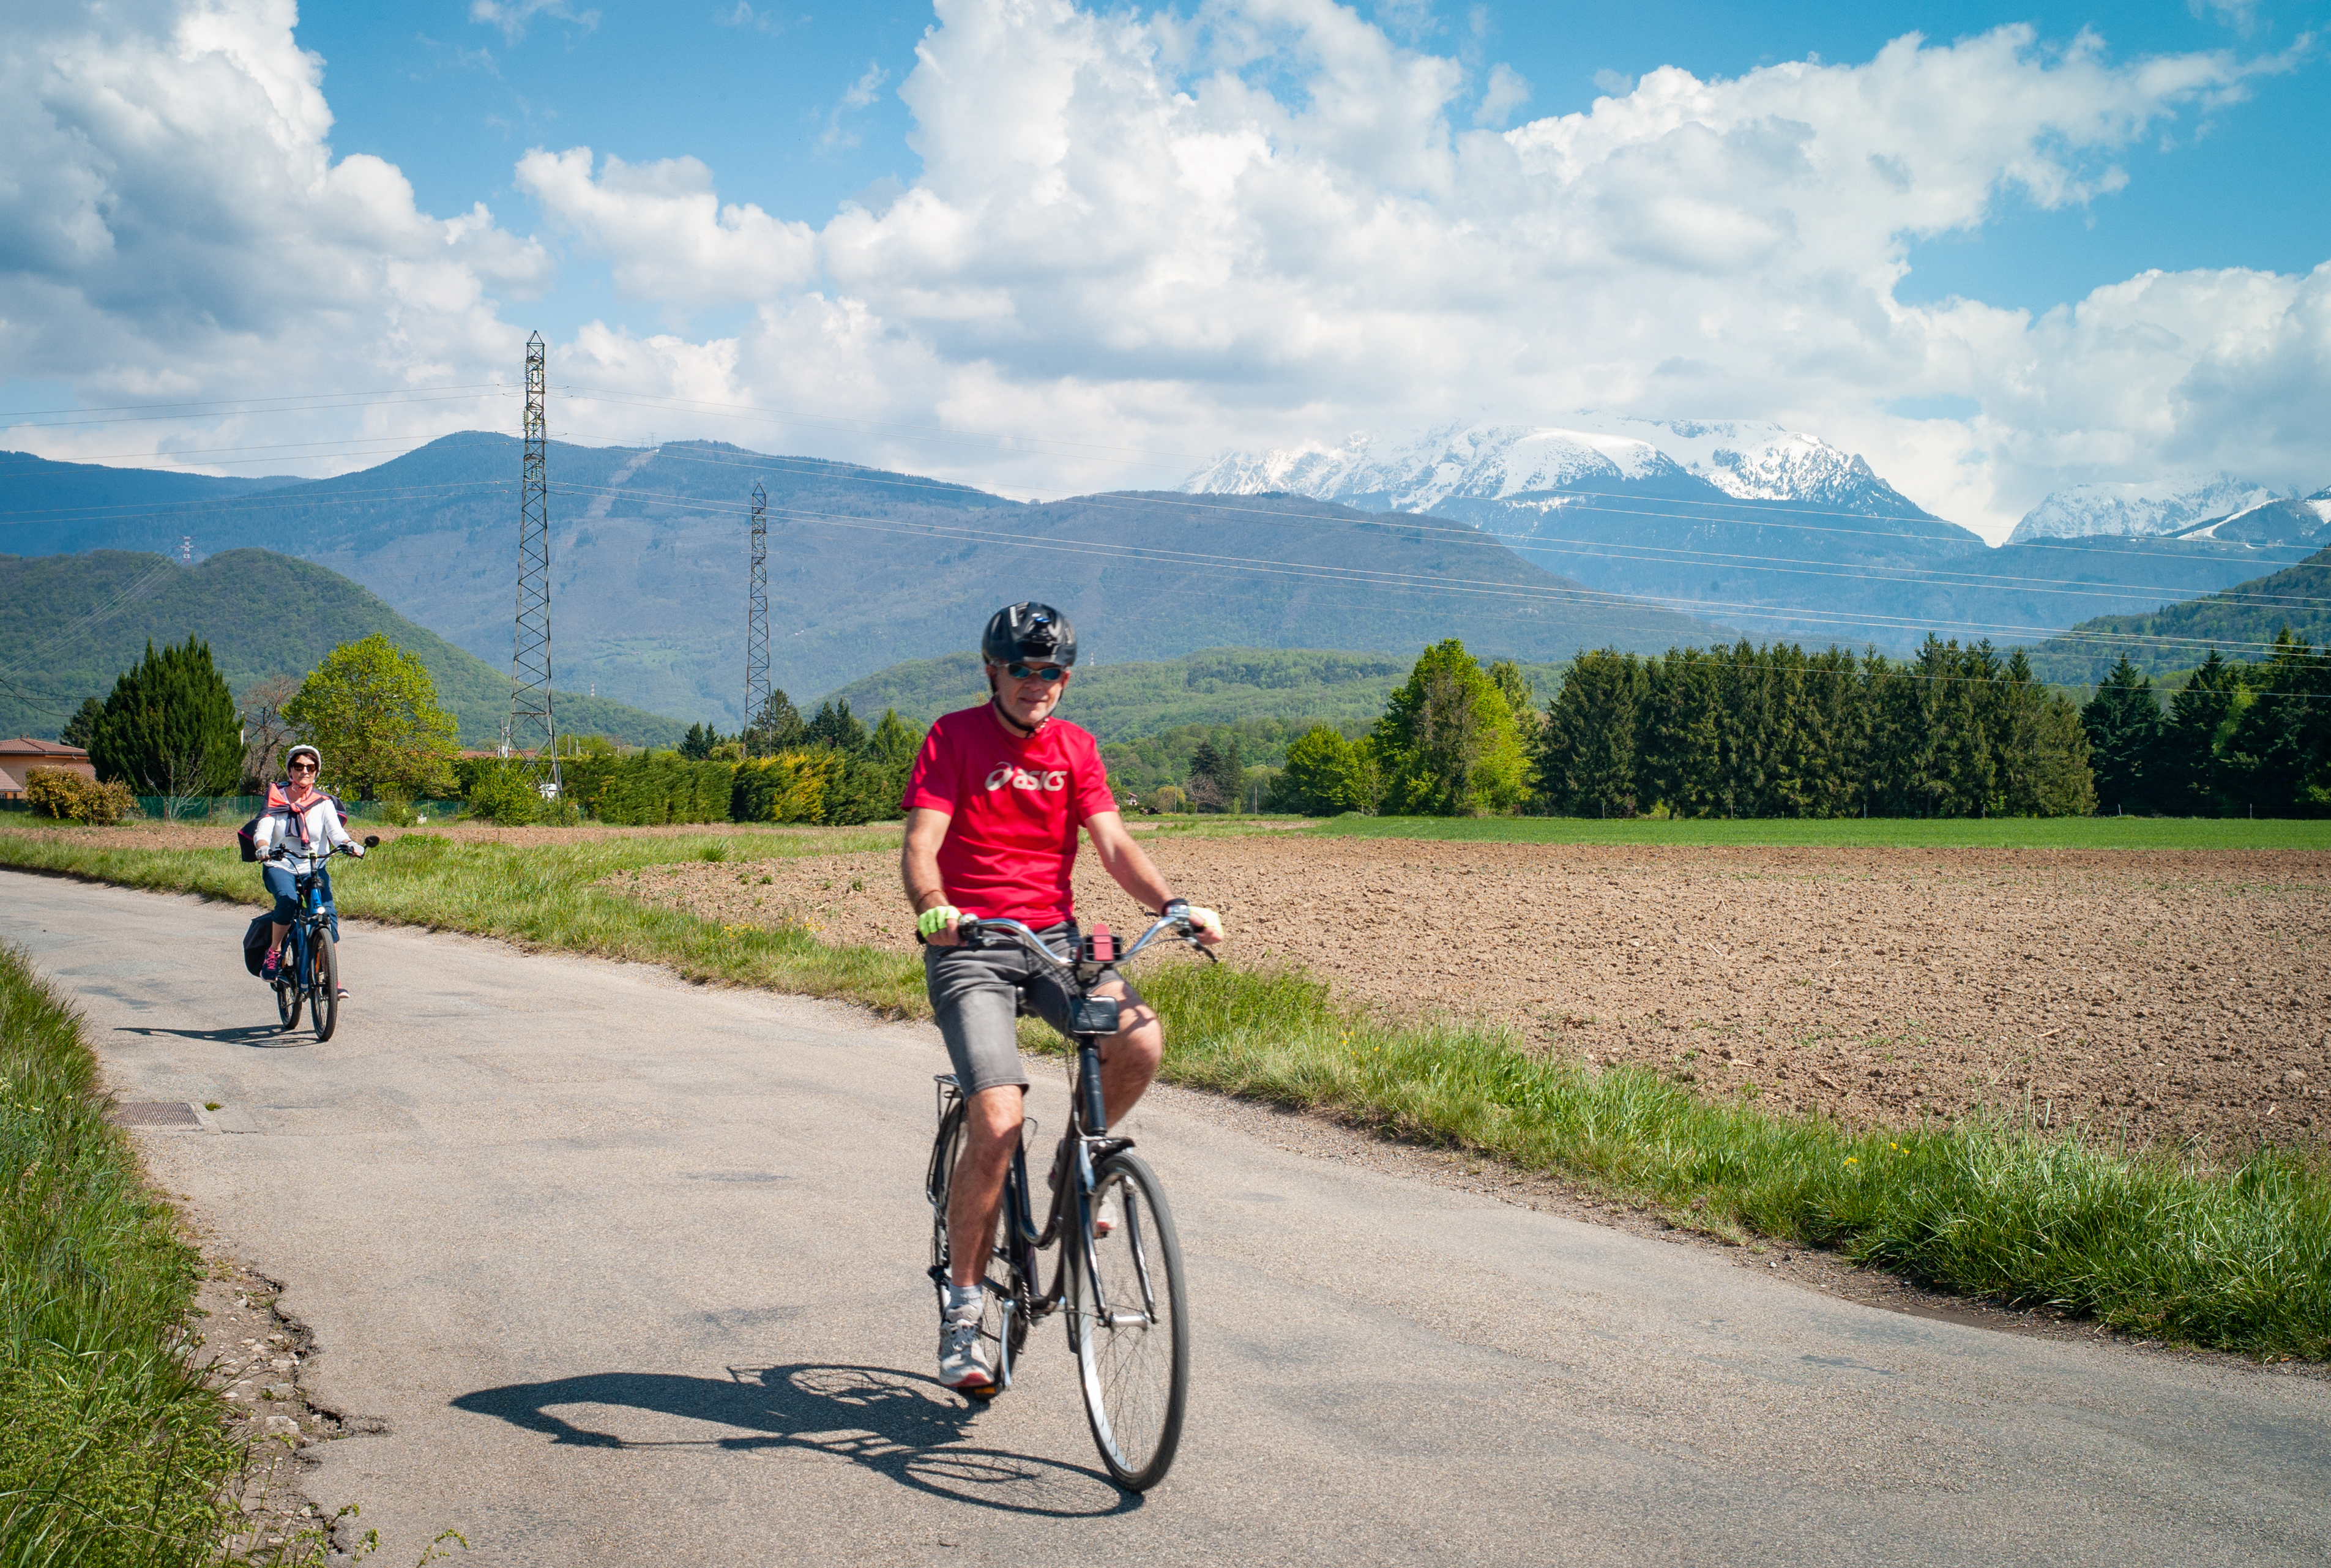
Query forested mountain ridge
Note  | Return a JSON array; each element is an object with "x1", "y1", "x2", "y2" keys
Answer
[
  {"x1": 0, "y1": 436, "x2": 1731, "y2": 727},
  {"x1": 824, "y1": 646, "x2": 1569, "y2": 742},
  {"x1": 0, "y1": 548, "x2": 685, "y2": 747},
  {"x1": 2027, "y1": 544, "x2": 2331, "y2": 684}
]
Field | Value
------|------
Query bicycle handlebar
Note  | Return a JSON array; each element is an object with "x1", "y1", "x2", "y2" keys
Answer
[
  {"x1": 956, "y1": 911, "x2": 1208, "y2": 971},
  {"x1": 264, "y1": 834, "x2": 381, "y2": 866}
]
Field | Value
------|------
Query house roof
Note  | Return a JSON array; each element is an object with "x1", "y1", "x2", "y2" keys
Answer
[
  {"x1": 0, "y1": 766, "x2": 20, "y2": 794},
  {"x1": 0, "y1": 738, "x2": 91, "y2": 761}
]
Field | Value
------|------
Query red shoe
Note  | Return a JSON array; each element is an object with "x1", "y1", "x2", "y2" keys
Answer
[{"x1": 261, "y1": 948, "x2": 282, "y2": 979}]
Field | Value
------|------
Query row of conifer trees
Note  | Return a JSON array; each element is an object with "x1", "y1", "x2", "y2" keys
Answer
[
  {"x1": 1536, "y1": 637, "x2": 2096, "y2": 818},
  {"x1": 1266, "y1": 631, "x2": 2331, "y2": 818}
]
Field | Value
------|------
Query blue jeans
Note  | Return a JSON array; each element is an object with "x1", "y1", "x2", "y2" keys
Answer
[{"x1": 263, "y1": 864, "x2": 339, "y2": 941}]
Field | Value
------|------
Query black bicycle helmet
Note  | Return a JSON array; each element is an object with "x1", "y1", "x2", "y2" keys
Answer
[{"x1": 980, "y1": 602, "x2": 1078, "y2": 667}]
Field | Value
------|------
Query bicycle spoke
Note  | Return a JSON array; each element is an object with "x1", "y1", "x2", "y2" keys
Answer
[{"x1": 1072, "y1": 1154, "x2": 1188, "y2": 1490}]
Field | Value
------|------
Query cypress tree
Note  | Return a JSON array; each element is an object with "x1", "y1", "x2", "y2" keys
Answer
[
  {"x1": 1636, "y1": 648, "x2": 1721, "y2": 817},
  {"x1": 2158, "y1": 650, "x2": 2243, "y2": 815},
  {"x1": 744, "y1": 690, "x2": 807, "y2": 757},
  {"x1": 2218, "y1": 629, "x2": 2330, "y2": 817},
  {"x1": 59, "y1": 696, "x2": 103, "y2": 750},
  {"x1": 2080, "y1": 655, "x2": 2164, "y2": 813},
  {"x1": 87, "y1": 637, "x2": 241, "y2": 798},
  {"x1": 1536, "y1": 650, "x2": 1644, "y2": 816}
]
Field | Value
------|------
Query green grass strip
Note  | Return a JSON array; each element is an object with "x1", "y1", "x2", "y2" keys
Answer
[
  {"x1": 1135, "y1": 961, "x2": 2330, "y2": 1359},
  {"x1": 4, "y1": 826, "x2": 2325, "y2": 1361},
  {"x1": 1310, "y1": 813, "x2": 2331, "y2": 849},
  {"x1": 1, "y1": 944, "x2": 240, "y2": 1567}
]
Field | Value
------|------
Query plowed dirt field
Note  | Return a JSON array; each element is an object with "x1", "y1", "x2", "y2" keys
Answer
[{"x1": 624, "y1": 833, "x2": 2331, "y2": 1151}]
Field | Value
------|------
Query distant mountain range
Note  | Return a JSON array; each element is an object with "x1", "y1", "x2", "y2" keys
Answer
[
  {"x1": 0, "y1": 548, "x2": 685, "y2": 748},
  {"x1": 7, "y1": 421, "x2": 2322, "y2": 734},
  {"x1": 0, "y1": 437, "x2": 1731, "y2": 730},
  {"x1": 1186, "y1": 419, "x2": 2324, "y2": 651},
  {"x1": 2006, "y1": 476, "x2": 2330, "y2": 544}
]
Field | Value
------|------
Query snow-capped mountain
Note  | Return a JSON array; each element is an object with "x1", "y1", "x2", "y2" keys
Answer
[
  {"x1": 2172, "y1": 493, "x2": 2331, "y2": 547},
  {"x1": 1179, "y1": 416, "x2": 2291, "y2": 653},
  {"x1": 1185, "y1": 415, "x2": 1942, "y2": 522},
  {"x1": 2007, "y1": 474, "x2": 2293, "y2": 544}
]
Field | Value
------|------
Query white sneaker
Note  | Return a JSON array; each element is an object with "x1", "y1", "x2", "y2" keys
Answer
[
  {"x1": 1092, "y1": 1195, "x2": 1119, "y2": 1239},
  {"x1": 939, "y1": 1312, "x2": 995, "y2": 1395}
]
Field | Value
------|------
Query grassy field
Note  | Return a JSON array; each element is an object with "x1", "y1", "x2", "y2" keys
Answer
[
  {"x1": 1310, "y1": 814, "x2": 2331, "y2": 850},
  {"x1": 2, "y1": 822, "x2": 2324, "y2": 1361},
  {"x1": 1, "y1": 943, "x2": 240, "y2": 1567}
]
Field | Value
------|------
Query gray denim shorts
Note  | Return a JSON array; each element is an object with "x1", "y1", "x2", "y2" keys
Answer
[{"x1": 923, "y1": 922, "x2": 1143, "y2": 1096}]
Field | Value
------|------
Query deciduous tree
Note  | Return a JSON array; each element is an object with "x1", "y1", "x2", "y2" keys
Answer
[
  {"x1": 1376, "y1": 639, "x2": 1526, "y2": 815},
  {"x1": 283, "y1": 634, "x2": 458, "y2": 799}
]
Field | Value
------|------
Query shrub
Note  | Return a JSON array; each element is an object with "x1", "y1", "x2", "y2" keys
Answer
[
  {"x1": 461, "y1": 758, "x2": 543, "y2": 824},
  {"x1": 23, "y1": 769, "x2": 138, "y2": 825},
  {"x1": 732, "y1": 751, "x2": 843, "y2": 823}
]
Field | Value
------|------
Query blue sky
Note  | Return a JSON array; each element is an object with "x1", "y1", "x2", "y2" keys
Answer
[
  {"x1": 4, "y1": 0, "x2": 2327, "y2": 534},
  {"x1": 300, "y1": 0, "x2": 2330, "y2": 338}
]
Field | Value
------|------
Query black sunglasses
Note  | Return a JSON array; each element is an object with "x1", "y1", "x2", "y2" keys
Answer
[
  {"x1": 289, "y1": 761, "x2": 318, "y2": 772},
  {"x1": 1005, "y1": 663, "x2": 1068, "y2": 683}
]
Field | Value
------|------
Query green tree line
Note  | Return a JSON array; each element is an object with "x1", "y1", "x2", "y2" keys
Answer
[{"x1": 2083, "y1": 634, "x2": 2331, "y2": 816}]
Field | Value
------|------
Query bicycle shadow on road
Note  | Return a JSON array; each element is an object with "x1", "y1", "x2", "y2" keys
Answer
[
  {"x1": 115, "y1": 1024, "x2": 302, "y2": 1048},
  {"x1": 450, "y1": 1363, "x2": 1142, "y2": 1518}
]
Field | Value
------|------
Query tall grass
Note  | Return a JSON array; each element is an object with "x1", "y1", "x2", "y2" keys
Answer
[
  {"x1": 4, "y1": 826, "x2": 2325, "y2": 1359},
  {"x1": 0, "y1": 944, "x2": 239, "y2": 1567}
]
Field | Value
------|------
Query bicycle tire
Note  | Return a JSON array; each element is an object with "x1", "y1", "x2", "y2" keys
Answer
[
  {"x1": 310, "y1": 930, "x2": 339, "y2": 1042},
  {"x1": 928, "y1": 1100, "x2": 1028, "y2": 1387},
  {"x1": 274, "y1": 937, "x2": 302, "y2": 1031},
  {"x1": 1068, "y1": 1151, "x2": 1188, "y2": 1491}
]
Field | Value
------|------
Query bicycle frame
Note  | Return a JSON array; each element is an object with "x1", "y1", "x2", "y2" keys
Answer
[{"x1": 934, "y1": 912, "x2": 1207, "y2": 1389}]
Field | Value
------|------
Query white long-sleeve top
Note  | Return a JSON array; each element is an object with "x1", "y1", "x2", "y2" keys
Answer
[{"x1": 250, "y1": 792, "x2": 358, "y2": 871}]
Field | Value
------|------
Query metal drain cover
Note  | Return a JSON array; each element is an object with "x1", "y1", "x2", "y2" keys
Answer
[{"x1": 109, "y1": 1102, "x2": 200, "y2": 1127}]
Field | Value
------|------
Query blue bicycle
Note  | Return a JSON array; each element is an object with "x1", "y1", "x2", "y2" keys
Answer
[{"x1": 267, "y1": 836, "x2": 377, "y2": 1041}]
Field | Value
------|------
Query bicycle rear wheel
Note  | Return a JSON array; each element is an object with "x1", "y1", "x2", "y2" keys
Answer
[
  {"x1": 927, "y1": 1100, "x2": 1029, "y2": 1389},
  {"x1": 1069, "y1": 1151, "x2": 1188, "y2": 1490},
  {"x1": 309, "y1": 930, "x2": 339, "y2": 1042}
]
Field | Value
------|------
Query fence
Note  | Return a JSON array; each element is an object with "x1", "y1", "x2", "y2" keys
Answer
[{"x1": 119, "y1": 796, "x2": 466, "y2": 824}]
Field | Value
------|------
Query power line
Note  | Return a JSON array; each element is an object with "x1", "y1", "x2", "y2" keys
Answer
[{"x1": 551, "y1": 479, "x2": 2325, "y2": 659}]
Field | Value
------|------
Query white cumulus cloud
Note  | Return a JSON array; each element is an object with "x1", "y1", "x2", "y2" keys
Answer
[
  {"x1": 516, "y1": 149, "x2": 818, "y2": 307},
  {"x1": 3, "y1": 0, "x2": 2326, "y2": 541},
  {"x1": 0, "y1": 0, "x2": 551, "y2": 466}
]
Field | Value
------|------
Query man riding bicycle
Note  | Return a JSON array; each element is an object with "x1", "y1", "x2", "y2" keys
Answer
[
  {"x1": 902, "y1": 602, "x2": 1223, "y2": 1395},
  {"x1": 252, "y1": 744, "x2": 364, "y2": 995}
]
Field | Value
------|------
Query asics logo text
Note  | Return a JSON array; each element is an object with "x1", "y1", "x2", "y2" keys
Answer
[{"x1": 985, "y1": 765, "x2": 1067, "y2": 793}]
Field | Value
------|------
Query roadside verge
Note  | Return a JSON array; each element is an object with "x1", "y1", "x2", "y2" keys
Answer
[{"x1": 0, "y1": 941, "x2": 239, "y2": 1564}]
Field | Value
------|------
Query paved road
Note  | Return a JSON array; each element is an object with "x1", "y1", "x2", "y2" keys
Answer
[{"x1": 9, "y1": 870, "x2": 2329, "y2": 1566}]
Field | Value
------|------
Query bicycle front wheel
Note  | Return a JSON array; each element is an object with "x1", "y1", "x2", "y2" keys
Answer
[
  {"x1": 309, "y1": 931, "x2": 339, "y2": 1042},
  {"x1": 274, "y1": 949, "x2": 302, "y2": 1031},
  {"x1": 1069, "y1": 1151, "x2": 1188, "y2": 1491}
]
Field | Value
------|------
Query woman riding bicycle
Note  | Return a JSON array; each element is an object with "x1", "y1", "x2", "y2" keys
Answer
[
  {"x1": 252, "y1": 744, "x2": 364, "y2": 995},
  {"x1": 901, "y1": 601, "x2": 1222, "y2": 1395}
]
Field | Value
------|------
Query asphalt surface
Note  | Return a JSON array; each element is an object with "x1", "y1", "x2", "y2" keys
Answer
[{"x1": 8, "y1": 870, "x2": 2329, "y2": 1567}]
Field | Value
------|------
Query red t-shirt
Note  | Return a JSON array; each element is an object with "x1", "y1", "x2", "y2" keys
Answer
[{"x1": 902, "y1": 704, "x2": 1119, "y2": 926}]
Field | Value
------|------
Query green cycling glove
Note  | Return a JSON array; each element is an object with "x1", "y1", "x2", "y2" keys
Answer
[{"x1": 917, "y1": 905, "x2": 961, "y2": 939}]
